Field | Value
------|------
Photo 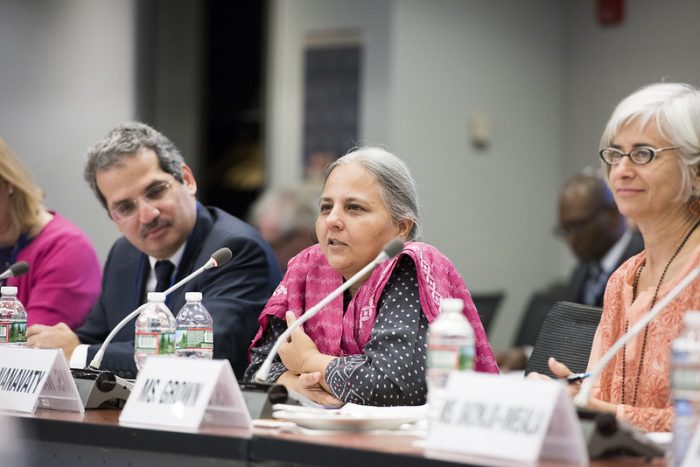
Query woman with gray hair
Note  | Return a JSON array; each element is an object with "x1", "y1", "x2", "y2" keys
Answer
[
  {"x1": 245, "y1": 146, "x2": 497, "y2": 406},
  {"x1": 537, "y1": 82, "x2": 700, "y2": 433}
]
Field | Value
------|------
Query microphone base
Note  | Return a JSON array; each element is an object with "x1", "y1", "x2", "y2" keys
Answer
[
  {"x1": 71, "y1": 368, "x2": 132, "y2": 409},
  {"x1": 239, "y1": 382, "x2": 289, "y2": 419},
  {"x1": 577, "y1": 408, "x2": 665, "y2": 459}
]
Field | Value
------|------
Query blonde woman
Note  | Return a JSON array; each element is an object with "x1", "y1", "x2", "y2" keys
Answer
[{"x1": 0, "y1": 138, "x2": 101, "y2": 330}]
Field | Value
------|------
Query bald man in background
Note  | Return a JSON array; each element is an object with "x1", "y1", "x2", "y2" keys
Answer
[
  {"x1": 556, "y1": 173, "x2": 643, "y2": 307},
  {"x1": 498, "y1": 172, "x2": 643, "y2": 371}
]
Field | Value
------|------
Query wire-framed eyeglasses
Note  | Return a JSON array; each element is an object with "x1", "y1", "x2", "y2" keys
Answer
[
  {"x1": 109, "y1": 180, "x2": 173, "y2": 222},
  {"x1": 598, "y1": 146, "x2": 678, "y2": 165}
]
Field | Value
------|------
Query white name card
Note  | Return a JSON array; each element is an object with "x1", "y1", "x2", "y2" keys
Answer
[
  {"x1": 0, "y1": 346, "x2": 83, "y2": 414},
  {"x1": 426, "y1": 372, "x2": 587, "y2": 464},
  {"x1": 120, "y1": 357, "x2": 251, "y2": 434}
]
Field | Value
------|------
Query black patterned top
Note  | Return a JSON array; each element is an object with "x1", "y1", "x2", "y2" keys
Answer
[{"x1": 245, "y1": 256, "x2": 429, "y2": 406}]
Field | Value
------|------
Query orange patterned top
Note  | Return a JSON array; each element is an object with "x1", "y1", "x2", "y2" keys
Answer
[{"x1": 587, "y1": 243, "x2": 700, "y2": 432}]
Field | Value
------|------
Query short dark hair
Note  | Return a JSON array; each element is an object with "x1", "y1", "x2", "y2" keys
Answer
[{"x1": 84, "y1": 122, "x2": 185, "y2": 209}]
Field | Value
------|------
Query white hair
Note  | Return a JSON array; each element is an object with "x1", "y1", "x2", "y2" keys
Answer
[{"x1": 600, "y1": 82, "x2": 700, "y2": 201}]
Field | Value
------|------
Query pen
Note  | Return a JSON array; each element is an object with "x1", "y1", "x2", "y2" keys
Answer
[{"x1": 566, "y1": 372, "x2": 591, "y2": 384}]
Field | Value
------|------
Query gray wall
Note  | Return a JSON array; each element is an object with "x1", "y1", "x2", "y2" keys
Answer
[
  {"x1": 388, "y1": 0, "x2": 565, "y2": 350},
  {"x1": 266, "y1": 0, "x2": 393, "y2": 186},
  {"x1": 266, "y1": 0, "x2": 568, "y2": 350},
  {"x1": 561, "y1": 0, "x2": 700, "y2": 177},
  {"x1": 136, "y1": 0, "x2": 203, "y2": 178},
  {"x1": 0, "y1": 0, "x2": 136, "y2": 260}
]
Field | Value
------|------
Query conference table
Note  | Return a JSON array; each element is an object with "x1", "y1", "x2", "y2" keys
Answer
[{"x1": 9, "y1": 408, "x2": 664, "y2": 466}]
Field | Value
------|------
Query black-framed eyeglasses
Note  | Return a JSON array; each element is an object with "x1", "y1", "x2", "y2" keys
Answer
[
  {"x1": 598, "y1": 146, "x2": 678, "y2": 165},
  {"x1": 109, "y1": 180, "x2": 173, "y2": 222},
  {"x1": 553, "y1": 207, "x2": 604, "y2": 238}
]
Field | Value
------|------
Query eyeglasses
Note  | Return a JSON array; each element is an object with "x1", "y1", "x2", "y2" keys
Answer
[
  {"x1": 553, "y1": 207, "x2": 603, "y2": 237},
  {"x1": 598, "y1": 146, "x2": 678, "y2": 165},
  {"x1": 109, "y1": 180, "x2": 173, "y2": 222}
]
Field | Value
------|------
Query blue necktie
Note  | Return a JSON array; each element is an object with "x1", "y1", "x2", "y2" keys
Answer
[
  {"x1": 154, "y1": 260, "x2": 175, "y2": 293},
  {"x1": 583, "y1": 265, "x2": 607, "y2": 306}
]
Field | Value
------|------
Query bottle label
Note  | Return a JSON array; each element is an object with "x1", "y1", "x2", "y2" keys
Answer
[
  {"x1": 135, "y1": 331, "x2": 176, "y2": 355},
  {"x1": 428, "y1": 343, "x2": 474, "y2": 371},
  {"x1": 0, "y1": 320, "x2": 26, "y2": 343},
  {"x1": 176, "y1": 328, "x2": 214, "y2": 350}
]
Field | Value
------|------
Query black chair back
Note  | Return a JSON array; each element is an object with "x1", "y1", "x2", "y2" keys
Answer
[
  {"x1": 513, "y1": 293, "x2": 557, "y2": 347},
  {"x1": 471, "y1": 292, "x2": 504, "y2": 335},
  {"x1": 524, "y1": 301, "x2": 602, "y2": 378}
]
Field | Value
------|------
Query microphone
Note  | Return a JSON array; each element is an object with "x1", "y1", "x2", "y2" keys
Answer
[
  {"x1": 88, "y1": 247, "x2": 233, "y2": 370},
  {"x1": 0, "y1": 261, "x2": 29, "y2": 280},
  {"x1": 162, "y1": 247, "x2": 232, "y2": 296},
  {"x1": 575, "y1": 264, "x2": 700, "y2": 407},
  {"x1": 254, "y1": 238, "x2": 404, "y2": 383}
]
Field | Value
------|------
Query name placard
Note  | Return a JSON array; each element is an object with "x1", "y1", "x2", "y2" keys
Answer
[
  {"x1": 119, "y1": 357, "x2": 251, "y2": 433},
  {"x1": 426, "y1": 372, "x2": 586, "y2": 464},
  {"x1": 0, "y1": 346, "x2": 83, "y2": 413}
]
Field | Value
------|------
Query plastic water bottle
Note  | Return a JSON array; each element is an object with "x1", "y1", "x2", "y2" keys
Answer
[
  {"x1": 134, "y1": 292, "x2": 176, "y2": 371},
  {"x1": 0, "y1": 287, "x2": 26, "y2": 345},
  {"x1": 671, "y1": 311, "x2": 700, "y2": 466},
  {"x1": 427, "y1": 298, "x2": 475, "y2": 396},
  {"x1": 175, "y1": 292, "x2": 214, "y2": 359}
]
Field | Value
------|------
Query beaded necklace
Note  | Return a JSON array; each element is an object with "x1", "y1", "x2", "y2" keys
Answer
[{"x1": 622, "y1": 218, "x2": 700, "y2": 406}]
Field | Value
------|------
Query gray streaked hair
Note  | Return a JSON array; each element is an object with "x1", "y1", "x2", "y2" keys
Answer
[
  {"x1": 600, "y1": 82, "x2": 700, "y2": 201},
  {"x1": 324, "y1": 146, "x2": 422, "y2": 240},
  {"x1": 84, "y1": 122, "x2": 185, "y2": 209}
]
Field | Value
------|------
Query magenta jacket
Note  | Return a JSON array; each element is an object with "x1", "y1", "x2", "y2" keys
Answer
[{"x1": 8, "y1": 212, "x2": 101, "y2": 329}]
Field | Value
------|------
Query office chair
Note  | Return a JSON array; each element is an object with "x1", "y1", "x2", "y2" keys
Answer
[
  {"x1": 513, "y1": 293, "x2": 561, "y2": 347},
  {"x1": 524, "y1": 301, "x2": 602, "y2": 378},
  {"x1": 470, "y1": 291, "x2": 504, "y2": 335}
]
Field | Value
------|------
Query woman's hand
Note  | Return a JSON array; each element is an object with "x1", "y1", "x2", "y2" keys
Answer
[
  {"x1": 526, "y1": 358, "x2": 579, "y2": 399},
  {"x1": 277, "y1": 371, "x2": 343, "y2": 407},
  {"x1": 546, "y1": 357, "x2": 581, "y2": 399},
  {"x1": 279, "y1": 312, "x2": 331, "y2": 374},
  {"x1": 529, "y1": 357, "x2": 618, "y2": 415}
]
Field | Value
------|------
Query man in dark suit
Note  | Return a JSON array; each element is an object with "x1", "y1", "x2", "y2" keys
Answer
[
  {"x1": 556, "y1": 173, "x2": 643, "y2": 307},
  {"x1": 498, "y1": 172, "x2": 642, "y2": 370},
  {"x1": 27, "y1": 122, "x2": 282, "y2": 379}
]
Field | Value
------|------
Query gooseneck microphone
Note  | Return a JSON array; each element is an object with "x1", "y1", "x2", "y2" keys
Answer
[
  {"x1": 162, "y1": 247, "x2": 232, "y2": 296},
  {"x1": 88, "y1": 247, "x2": 233, "y2": 370},
  {"x1": 575, "y1": 264, "x2": 700, "y2": 408},
  {"x1": 254, "y1": 238, "x2": 404, "y2": 383},
  {"x1": 0, "y1": 261, "x2": 29, "y2": 280}
]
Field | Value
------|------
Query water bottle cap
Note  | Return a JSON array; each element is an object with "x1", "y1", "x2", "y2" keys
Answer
[
  {"x1": 147, "y1": 292, "x2": 166, "y2": 303},
  {"x1": 684, "y1": 311, "x2": 700, "y2": 326},
  {"x1": 185, "y1": 292, "x2": 202, "y2": 302},
  {"x1": 440, "y1": 298, "x2": 464, "y2": 313},
  {"x1": 1, "y1": 286, "x2": 17, "y2": 296}
]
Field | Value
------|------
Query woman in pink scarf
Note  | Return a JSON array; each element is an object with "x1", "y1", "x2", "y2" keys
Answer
[{"x1": 245, "y1": 147, "x2": 498, "y2": 406}]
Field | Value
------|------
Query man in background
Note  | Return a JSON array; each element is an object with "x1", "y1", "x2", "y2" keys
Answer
[
  {"x1": 556, "y1": 172, "x2": 643, "y2": 307},
  {"x1": 499, "y1": 172, "x2": 643, "y2": 370},
  {"x1": 248, "y1": 187, "x2": 318, "y2": 272},
  {"x1": 27, "y1": 122, "x2": 282, "y2": 379}
]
